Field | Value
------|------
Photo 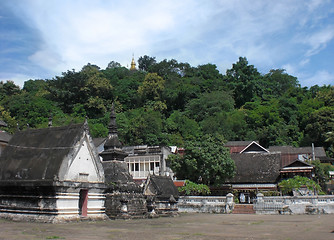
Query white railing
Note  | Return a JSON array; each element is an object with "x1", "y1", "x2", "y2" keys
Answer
[
  {"x1": 254, "y1": 193, "x2": 334, "y2": 214},
  {"x1": 178, "y1": 194, "x2": 234, "y2": 214}
]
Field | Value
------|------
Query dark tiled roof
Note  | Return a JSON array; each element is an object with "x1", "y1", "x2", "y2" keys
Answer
[
  {"x1": 0, "y1": 123, "x2": 85, "y2": 181},
  {"x1": 92, "y1": 137, "x2": 106, "y2": 148},
  {"x1": 227, "y1": 153, "x2": 281, "y2": 184},
  {"x1": 145, "y1": 175, "x2": 179, "y2": 199},
  {"x1": 224, "y1": 141, "x2": 254, "y2": 147},
  {"x1": 268, "y1": 146, "x2": 326, "y2": 157},
  {"x1": 281, "y1": 159, "x2": 313, "y2": 169},
  {"x1": 0, "y1": 131, "x2": 12, "y2": 143}
]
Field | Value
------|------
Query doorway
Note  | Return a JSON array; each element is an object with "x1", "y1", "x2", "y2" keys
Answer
[{"x1": 79, "y1": 189, "x2": 88, "y2": 217}]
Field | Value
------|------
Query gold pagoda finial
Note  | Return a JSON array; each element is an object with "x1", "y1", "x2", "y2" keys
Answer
[{"x1": 130, "y1": 54, "x2": 136, "y2": 71}]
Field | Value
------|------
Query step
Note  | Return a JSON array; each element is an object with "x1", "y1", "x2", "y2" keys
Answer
[{"x1": 232, "y1": 204, "x2": 255, "y2": 214}]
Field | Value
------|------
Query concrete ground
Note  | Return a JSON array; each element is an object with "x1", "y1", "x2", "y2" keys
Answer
[{"x1": 0, "y1": 213, "x2": 333, "y2": 240}]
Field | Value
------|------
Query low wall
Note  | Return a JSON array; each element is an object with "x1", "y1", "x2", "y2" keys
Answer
[
  {"x1": 178, "y1": 194, "x2": 234, "y2": 214},
  {"x1": 254, "y1": 193, "x2": 334, "y2": 214}
]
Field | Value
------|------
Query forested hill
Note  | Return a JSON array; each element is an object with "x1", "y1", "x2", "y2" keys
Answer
[{"x1": 0, "y1": 56, "x2": 333, "y2": 157}]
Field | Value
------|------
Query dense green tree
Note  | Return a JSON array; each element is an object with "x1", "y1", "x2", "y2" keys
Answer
[
  {"x1": 1, "y1": 93, "x2": 62, "y2": 129},
  {"x1": 165, "y1": 110, "x2": 201, "y2": 145},
  {"x1": 1, "y1": 56, "x2": 333, "y2": 164},
  {"x1": 117, "y1": 108, "x2": 166, "y2": 146},
  {"x1": 23, "y1": 79, "x2": 48, "y2": 97},
  {"x1": 137, "y1": 55, "x2": 156, "y2": 72},
  {"x1": 138, "y1": 73, "x2": 165, "y2": 100},
  {"x1": 0, "y1": 80, "x2": 21, "y2": 101},
  {"x1": 106, "y1": 61, "x2": 122, "y2": 69},
  {"x1": 315, "y1": 85, "x2": 334, "y2": 107},
  {"x1": 47, "y1": 70, "x2": 88, "y2": 113},
  {"x1": 201, "y1": 109, "x2": 251, "y2": 141},
  {"x1": 225, "y1": 57, "x2": 262, "y2": 108},
  {"x1": 304, "y1": 106, "x2": 334, "y2": 148},
  {"x1": 185, "y1": 90, "x2": 234, "y2": 122},
  {"x1": 169, "y1": 134, "x2": 235, "y2": 185},
  {"x1": 262, "y1": 69, "x2": 299, "y2": 98}
]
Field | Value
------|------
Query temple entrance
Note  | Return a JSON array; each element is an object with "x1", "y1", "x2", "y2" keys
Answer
[{"x1": 79, "y1": 189, "x2": 88, "y2": 217}]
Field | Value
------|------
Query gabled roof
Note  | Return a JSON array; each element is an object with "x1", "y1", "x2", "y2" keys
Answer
[
  {"x1": 0, "y1": 123, "x2": 89, "y2": 182},
  {"x1": 227, "y1": 152, "x2": 281, "y2": 184},
  {"x1": 280, "y1": 159, "x2": 314, "y2": 173},
  {"x1": 144, "y1": 175, "x2": 179, "y2": 199},
  {"x1": 282, "y1": 159, "x2": 313, "y2": 168},
  {"x1": 268, "y1": 146, "x2": 326, "y2": 157},
  {"x1": 240, "y1": 141, "x2": 269, "y2": 153}
]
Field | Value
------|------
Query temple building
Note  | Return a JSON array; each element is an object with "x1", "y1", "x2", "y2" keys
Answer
[{"x1": 0, "y1": 121, "x2": 106, "y2": 222}]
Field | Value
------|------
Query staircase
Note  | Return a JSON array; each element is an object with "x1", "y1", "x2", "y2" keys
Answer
[{"x1": 232, "y1": 204, "x2": 255, "y2": 214}]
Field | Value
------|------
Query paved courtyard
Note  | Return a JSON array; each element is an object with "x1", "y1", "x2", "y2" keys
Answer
[{"x1": 0, "y1": 213, "x2": 333, "y2": 240}]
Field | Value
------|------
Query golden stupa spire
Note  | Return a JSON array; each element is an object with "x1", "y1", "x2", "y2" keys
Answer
[{"x1": 130, "y1": 54, "x2": 136, "y2": 71}]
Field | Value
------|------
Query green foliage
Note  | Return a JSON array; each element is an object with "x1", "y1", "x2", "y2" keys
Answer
[
  {"x1": 311, "y1": 160, "x2": 334, "y2": 189},
  {"x1": 0, "y1": 80, "x2": 21, "y2": 101},
  {"x1": 278, "y1": 176, "x2": 321, "y2": 195},
  {"x1": 138, "y1": 73, "x2": 165, "y2": 101},
  {"x1": 178, "y1": 180, "x2": 211, "y2": 196},
  {"x1": 225, "y1": 57, "x2": 262, "y2": 108},
  {"x1": 0, "y1": 55, "x2": 333, "y2": 159},
  {"x1": 0, "y1": 105, "x2": 17, "y2": 133},
  {"x1": 138, "y1": 55, "x2": 156, "y2": 72},
  {"x1": 185, "y1": 90, "x2": 234, "y2": 122},
  {"x1": 169, "y1": 134, "x2": 235, "y2": 186}
]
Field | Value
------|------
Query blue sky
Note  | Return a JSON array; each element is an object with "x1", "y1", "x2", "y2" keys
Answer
[{"x1": 1, "y1": 0, "x2": 334, "y2": 88}]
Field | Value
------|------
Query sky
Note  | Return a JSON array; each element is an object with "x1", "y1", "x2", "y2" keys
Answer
[{"x1": 0, "y1": 0, "x2": 334, "y2": 88}]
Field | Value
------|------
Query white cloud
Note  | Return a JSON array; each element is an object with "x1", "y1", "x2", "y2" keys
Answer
[
  {"x1": 3, "y1": 0, "x2": 334, "y2": 88},
  {"x1": 302, "y1": 70, "x2": 334, "y2": 87},
  {"x1": 302, "y1": 26, "x2": 334, "y2": 57}
]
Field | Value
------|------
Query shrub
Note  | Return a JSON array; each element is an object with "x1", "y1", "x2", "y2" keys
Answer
[{"x1": 178, "y1": 180, "x2": 211, "y2": 196}]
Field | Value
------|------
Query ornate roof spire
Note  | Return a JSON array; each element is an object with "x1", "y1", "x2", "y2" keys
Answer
[
  {"x1": 100, "y1": 103, "x2": 128, "y2": 161},
  {"x1": 130, "y1": 54, "x2": 136, "y2": 71},
  {"x1": 103, "y1": 103, "x2": 122, "y2": 151}
]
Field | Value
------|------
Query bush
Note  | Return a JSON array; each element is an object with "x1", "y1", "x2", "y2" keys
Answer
[
  {"x1": 178, "y1": 180, "x2": 211, "y2": 196},
  {"x1": 278, "y1": 176, "x2": 321, "y2": 195}
]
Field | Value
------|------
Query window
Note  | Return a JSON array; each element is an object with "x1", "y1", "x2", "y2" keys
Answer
[{"x1": 150, "y1": 162, "x2": 155, "y2": 171}]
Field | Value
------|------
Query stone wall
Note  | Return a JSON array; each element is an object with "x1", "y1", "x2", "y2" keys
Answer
[
  {"x1": 178, "y1": 194, "x2": 234, "y2": 214},
  {"x1": 104, "y1": 192, "x2": 147, "y2": 219},
  {"x1": 0, "y1": 184, "x2": 106, "y2": 223},
  {"x1": 254, "y1": 193, "x2": 334, "y2": 214}
]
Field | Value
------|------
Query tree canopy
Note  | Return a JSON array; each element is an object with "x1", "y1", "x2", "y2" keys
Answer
[
  {"x1": 0, "y1": 56, "x2": 333, "y2": 157},
  {"x1": 169, "y1": 134, "x2": 235, "y2": 185}
]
